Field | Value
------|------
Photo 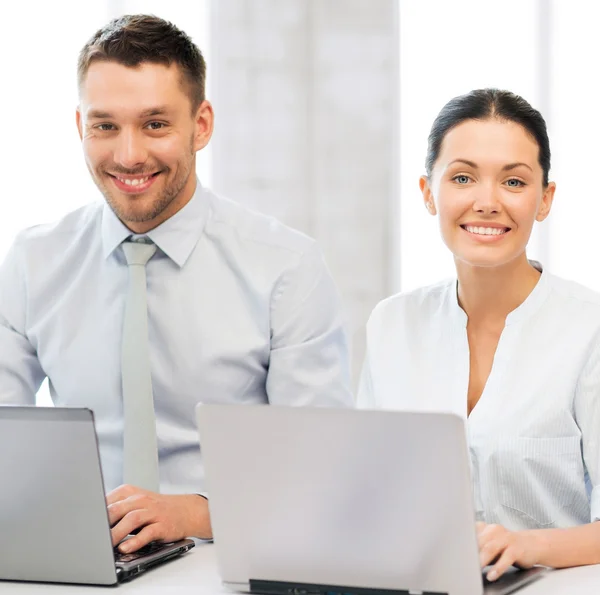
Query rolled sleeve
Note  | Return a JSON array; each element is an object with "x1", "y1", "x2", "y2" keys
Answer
[
  {"x1": 591, "y1": 486, "x2": 600, "y2": 522},
  {"x1": 357, "y1": 347, "x2": 375, "y2": 409},
  {"x1": 357, "y1": 302, "x2": 386, "y2": 409},
  {"x1": 574, "y1": 335, "x2": 600, "y2": 523},
  {"x1": 0, "y1": 237, "x2": 45, "y2": 404},
  {"x1": 266, "y1": 243, "x2": 353, "y2": 408}
]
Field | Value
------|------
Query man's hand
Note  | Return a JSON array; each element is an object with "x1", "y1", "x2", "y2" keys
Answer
[
  {"x1": 107, "y1": 484, "x2": 212, "y2": 553},
  {"x1": 477, "y1": 522, "x2": 544, "y2": 581}
]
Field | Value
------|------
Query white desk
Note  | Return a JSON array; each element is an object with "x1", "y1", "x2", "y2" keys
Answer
[{"x1": 4, "y1": 543, "x2": 600, "y2": 594}]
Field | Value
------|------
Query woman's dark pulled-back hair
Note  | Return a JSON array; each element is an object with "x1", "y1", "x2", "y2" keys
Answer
[{"x1": 425, "y1": 89, "x2": 551, "y2": 186}]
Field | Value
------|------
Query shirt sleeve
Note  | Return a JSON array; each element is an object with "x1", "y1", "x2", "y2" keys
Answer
[
  {"x1": 356, "y1": 302, "x2": 385, "y2": 409},
  {"x1": 356, "y1": 351, "x2": 375, "y2": 409},
  {"x1": 265, "y1": 242, "x2": 353, "y2": 408},
  {"x1": 0, "y1": 237, "x2": 45, "y2": 404},
  {"x1": 574, "y1": 335, "x2": 600, "y2": 522}
]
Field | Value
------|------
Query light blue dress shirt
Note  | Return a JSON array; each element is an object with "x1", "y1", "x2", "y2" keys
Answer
[{"x1": 0, "y1": 182, "x2": 353, "y2": 493}]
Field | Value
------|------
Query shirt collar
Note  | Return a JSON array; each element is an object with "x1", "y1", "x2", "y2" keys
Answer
[
  {"x1": 448, "y1": 260, "x2": 551, "y2": 328},
  {"x1": 102, "y1": 178, "x2": 210, "y2": 267},
  {"x1": 504, "y1": 260, "x2": 550, "y2": 326}
]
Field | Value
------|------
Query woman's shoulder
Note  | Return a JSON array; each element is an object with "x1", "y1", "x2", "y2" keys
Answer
[
  {"x1": 539, "y1": 273, "x2": 600, "y2": 349},
  {"x1": 368, "y1": 278, "x2": 455, "y2": 328},
  {"x1": 546, "y1": 271, "x2": 600, "y2": 312}
]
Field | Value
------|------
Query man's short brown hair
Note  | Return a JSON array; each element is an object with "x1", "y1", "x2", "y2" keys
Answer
[{"x1": 78, "y1": 14, "x2": 206, "y2": 110}]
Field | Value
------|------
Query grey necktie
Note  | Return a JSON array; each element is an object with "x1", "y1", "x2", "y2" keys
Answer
[{"x1": 121, "y1": 239, "x2": 159, "y2": 492}]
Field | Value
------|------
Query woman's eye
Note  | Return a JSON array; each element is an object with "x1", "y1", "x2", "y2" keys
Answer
[
  {"x1": 454, "y1": 175, "x2": 470, "y2": 184},
  {"x1": 506, "y1": 178, "x2": 524, "y2": 188}
]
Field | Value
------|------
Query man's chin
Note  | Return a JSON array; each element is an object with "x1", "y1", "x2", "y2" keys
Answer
[
  {"x1": 117, "y1": 206, "x2": 164, "y2": 225},
  {"x1": 104, "y1": 196, "x2": 163, "y2": 225}
]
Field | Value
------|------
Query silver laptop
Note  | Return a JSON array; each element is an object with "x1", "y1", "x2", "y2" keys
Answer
[
  {"x1": 196, "y1": 405, "x2": 547, "y2": 595},
  {"x1": 0, "y1": 406, "x2": 194, "y2": 585}
]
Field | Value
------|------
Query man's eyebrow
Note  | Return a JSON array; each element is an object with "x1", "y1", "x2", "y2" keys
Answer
[
  {"x1": 86, "y1": 106, "x2": 171, "y2": 120},
  {"x1": 138, "y1": 106, "x2": 170, "y2": 118},
  {"x1": 87, "y1": 109, "x2": 113, "y2": 119}
]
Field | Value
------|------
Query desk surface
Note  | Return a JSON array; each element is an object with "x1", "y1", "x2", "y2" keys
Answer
[{"x1": 4, "y1": 542, "x2": 600, "y2": 594}]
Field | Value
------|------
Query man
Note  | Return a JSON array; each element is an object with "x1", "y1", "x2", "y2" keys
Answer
[{"x1": 0, "y1": 15, "x2": 352, "y2": 552}]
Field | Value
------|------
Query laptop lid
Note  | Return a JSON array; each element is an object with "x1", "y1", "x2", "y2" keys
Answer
[
  {"x1": 196, "y1": 405, "x2": 484, "y2": 595},
  {"x1": 0, "y1": 406, "x2": 117, "y2": 585}
]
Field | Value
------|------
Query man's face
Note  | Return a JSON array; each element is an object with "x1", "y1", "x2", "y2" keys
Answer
[{"x1": 77, "y1": 61, "x2": 212, "y2": 232}]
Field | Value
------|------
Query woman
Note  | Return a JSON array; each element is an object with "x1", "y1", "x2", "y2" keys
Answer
[{"x1": 358, "y1": 89, "x2": 600, "y2": 581}]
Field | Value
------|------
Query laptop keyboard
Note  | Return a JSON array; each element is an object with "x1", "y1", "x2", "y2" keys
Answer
[{"x1": 114, "y1": 541, "x2": 166, "y2": 563}]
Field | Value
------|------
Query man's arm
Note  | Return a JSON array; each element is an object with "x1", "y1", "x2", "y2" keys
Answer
[
  {"x1": 265, "y1": 242, "x2": 353, "y2": 407},
  {"x1": 110, "y1": 242, "x2": 352, "y2": 552},
  {"x1": 0, "y1": 238, "x2": 45, "y2": 404},
  {"x1": 107, "y1": 485, "x2": 212, "y2": 552}
]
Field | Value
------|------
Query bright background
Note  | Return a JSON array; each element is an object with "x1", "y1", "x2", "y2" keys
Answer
[{"x1": 1, "y1": 0, "x2": 596, "y2": 393}]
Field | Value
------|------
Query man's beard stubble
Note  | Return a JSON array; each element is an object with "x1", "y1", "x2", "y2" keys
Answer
[{"x1": 90, "y1": 142, "x2": 196, "y2": 224}]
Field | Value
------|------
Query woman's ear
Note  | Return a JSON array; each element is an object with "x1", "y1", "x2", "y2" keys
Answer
[
  {"x1": 536, "y1": 181, "x2": 556, "y2": 222},
  {"x1": 420, "y1": 176, "x2": 437, "y2": 216}
]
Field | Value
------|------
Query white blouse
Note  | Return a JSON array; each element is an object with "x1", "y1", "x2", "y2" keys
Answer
[{"x1": 358, "y1": 265, "x2": 600, "y2": 530}]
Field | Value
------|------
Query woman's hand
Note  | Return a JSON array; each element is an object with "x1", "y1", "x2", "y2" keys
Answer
[{"x1": 477, "y1": 522, "x2": 544, "y2": 581}]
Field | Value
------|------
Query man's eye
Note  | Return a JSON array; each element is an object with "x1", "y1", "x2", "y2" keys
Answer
[
  {"x1": 97, "y1": 124, "x2": 115, "y2": 131},
  {"x1": 147, "y1": 122, "x2": 165, "y2": 130}
]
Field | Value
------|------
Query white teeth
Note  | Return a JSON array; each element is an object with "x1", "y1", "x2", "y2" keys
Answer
[
  {"x1": 465, "y1": 225, "x2": 507, "y2": 236},
  {"x1": 117, "y1": 176, "x2": 149, "y2": 186}
]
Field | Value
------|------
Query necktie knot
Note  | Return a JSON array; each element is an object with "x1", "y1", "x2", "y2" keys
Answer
[{"x1": 122, "y1": 240, "x2": 157, "y2": 267}]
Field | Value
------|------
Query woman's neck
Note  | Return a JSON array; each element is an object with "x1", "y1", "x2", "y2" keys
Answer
[{"x1": 455, "y1": 254, "x2": 541, "y2": 324}]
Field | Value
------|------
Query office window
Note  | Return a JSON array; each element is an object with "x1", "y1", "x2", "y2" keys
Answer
[
  {"x1": 397, "y1": 0, "x2": 600, "y2": 295},
  {"x1": 548, "y1": 0, "x2": 600, "y2": 290},
  {"x1": 397, "y1": 0, "x2": 543, "y2": 292}
]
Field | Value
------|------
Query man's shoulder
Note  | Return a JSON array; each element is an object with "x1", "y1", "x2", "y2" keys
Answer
[
  {"x1": 13, "y1": 202, "x2": 102, "y2": 249},
  {"x1": 205, "y1": 190, "x2": 316, "y2": 258}
]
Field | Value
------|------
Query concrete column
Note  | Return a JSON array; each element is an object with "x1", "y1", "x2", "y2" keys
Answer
[{"x1": 210, "y1": 0, "x2": 398, "y2": 388}]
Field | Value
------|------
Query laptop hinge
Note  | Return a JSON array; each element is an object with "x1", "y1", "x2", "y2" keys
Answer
[{"x1": 249, "y1": 579, "x2": 447, "y2": 595}]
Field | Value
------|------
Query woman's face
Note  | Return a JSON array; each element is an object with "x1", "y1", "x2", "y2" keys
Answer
[{"x1": 420, "y1": 118, "x2": 555, "y2": 268}]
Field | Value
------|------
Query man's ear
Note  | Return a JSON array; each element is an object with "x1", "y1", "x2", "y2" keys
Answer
[
  {"x1": 76, "y1": 107, "x2": 83, "y2": 141},
  {"x1": 193, "y1": 100, "x2": 214, "y2": 152}
]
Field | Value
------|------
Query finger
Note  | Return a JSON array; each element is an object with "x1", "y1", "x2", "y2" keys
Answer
[
  {"x1": 487, "y1": 548, "x2": 516, "y2": 582},
  {"x1": 476, "y1": 521, "x2": 487, "y2": 534},
  {"x1": 118, "y1": 523, "x2": 162, "y2": 553},
  {"x1": 478, "y1": 524, "x2": 505, "y2": 548},
  {"x1": 477, "y1": 526, "x2": 498, "y2": 548},
  {"x1": 107, "y1": 494, "x2": 147, "y2": 527},
  {"x1": 479, "y1": 540, "x2": 505, "y2": 568},
  {"x1": 110, "y1": 509, "x2": 153, "y2": 547},
  {"x1": 106, "y1": 484, "x2": 138, "y2": 506}
]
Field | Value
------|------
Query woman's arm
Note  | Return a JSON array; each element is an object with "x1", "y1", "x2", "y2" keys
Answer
[
  {"x1": 483, "y1": 332, "x2": 600, "y2": 581},
  {"x1": 479, "y1": 521, "x2": 600, "y2": 581}
]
